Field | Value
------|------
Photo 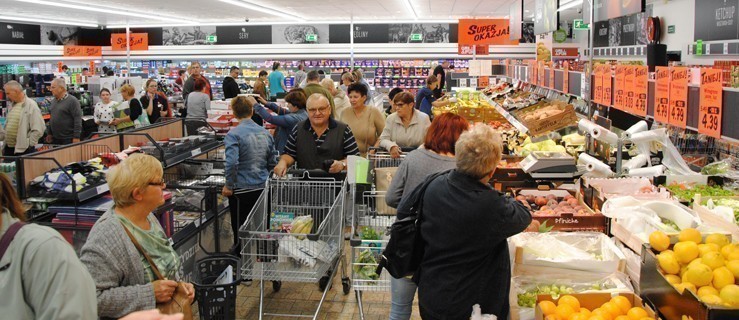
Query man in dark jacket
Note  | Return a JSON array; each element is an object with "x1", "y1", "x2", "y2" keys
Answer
[
  {"x1": 432, "y1": 60, "x2": 450, "y2": 98},
  {"x1": 222, "y1": 66, "x2": 241, "y2": 99},
  {"x1": 413, "y1": 124, "x2": 532, "y2": 320},
  {"x1": 183, "y1": 61, "x2": 212, "y2": 102}
]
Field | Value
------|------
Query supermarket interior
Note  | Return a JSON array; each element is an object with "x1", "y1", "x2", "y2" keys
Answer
[{"x1": 1, "y1": 0, "x2": 739, "y2": 319}]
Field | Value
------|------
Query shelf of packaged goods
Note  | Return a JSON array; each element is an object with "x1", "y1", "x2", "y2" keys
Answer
[
  {"x1": 170, "y1": 198, "x2": 229, "y2": 246},
  {"x1": 376, "y1": 86, "x2": 423, "y2": 89},
  {"x1": 161, "y1": 139, "x2": 223, "y2": 169},
  {"x1": 373, "y1": 76, "x2": 428, "y2": 79}
]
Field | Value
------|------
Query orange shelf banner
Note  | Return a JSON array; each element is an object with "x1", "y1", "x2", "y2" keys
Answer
[
  {"x1": 111, "y1": 33, "x2": 149, "y2": 51},
  {"x1": 698, "y1": 68, "x2": 723, "y2": 139},
  {"x1": 634, "y1": 66, "x2": 648, "y2": 117},
  {"x1": 458, "y1": 44, "x2": 489, "y2": 55},
  {"x1": 458, "y1": 19, "x2": 518, "y2": 46},
  {"x1": 593, "y1": 65, "x2": 604, "y2": 105},
  {"x1": 669, "y1": 67, "x2": 689, "y2": 128},
  {"x1": 654, "y1": 67, "x2": 671, "y2": 123},
  {"x1": 63, "y1": 45, "x2": 102, "y2": 57},
  {"x1": 602, "y1": 66, "x2": 612, "y2": 107},
  {"x1": 623, "y1": 66, "x2": 636, "y2": 113},
  {"x1": 614, "y1": 65, "x2": 625, "y2": 110},
  {"x1": 563, "y1": 62, "x2": 570, "y2": 94}
]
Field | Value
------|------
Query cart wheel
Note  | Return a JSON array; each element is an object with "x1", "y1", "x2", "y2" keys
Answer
[
  {"x1": 319, "y1": 275, "x2": 330, "y2": 291},
  {"x1": 272, "y1": 281, "x2": 281, "y2": 292},
  {"x1": 342, "y1": 277, "x2": 351, "y2": 295}
]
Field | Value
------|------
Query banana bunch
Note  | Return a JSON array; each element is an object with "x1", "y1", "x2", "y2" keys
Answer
[{"x1": 290, "y1": 216, "x2": 314, "y2": 239}]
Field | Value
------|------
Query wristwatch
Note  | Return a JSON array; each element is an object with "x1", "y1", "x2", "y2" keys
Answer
[{"x1": 341, "y1": 160, "x2": 347, "y2": 169}]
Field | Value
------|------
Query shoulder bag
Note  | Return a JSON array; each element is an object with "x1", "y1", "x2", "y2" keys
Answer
[{"x1": 121, "y1": 224, "x2": 193, "y2": 318}]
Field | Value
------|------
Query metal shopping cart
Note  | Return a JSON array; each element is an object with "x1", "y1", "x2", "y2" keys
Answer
[
  {"x1": 239, "y1": 170, "x2": 350, "y2": 319},
  {"x1": 350, "y1": 148, "x2": 407, "y2": 320}
]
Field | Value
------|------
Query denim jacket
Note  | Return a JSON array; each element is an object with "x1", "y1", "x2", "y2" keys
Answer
[
  {"x1": 224, "y1": 119, "x2": 278, "y2": 190},
  {"x1": 253, "y1": 102, "x2": 308, "y2": 154}
]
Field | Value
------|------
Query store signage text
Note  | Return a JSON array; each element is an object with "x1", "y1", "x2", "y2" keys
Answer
[
  {"x1": 654, "y1": 67, "x2": 671, "y2": 124},
  {"x1": 716, "y1": 5, "x2": 736, "y2": 27},
  {"x1": 669, "y1": 67, "x2": 689, "y2": 128},
  {"x1": 110, "y1": 33, "x2": 149, "y2": 51},
  {"x1": 698, "y1": 69, "x2": 723, "y2": 138},
  {"x1": 553, "y1": 48, "x2": 579, "y2": 57},
  {"x1": 63, "y1": 45, "x2": 102, "y2": 57},
  {"x1": 458, "y1": 19, "x2": 518, "y2": 45}
]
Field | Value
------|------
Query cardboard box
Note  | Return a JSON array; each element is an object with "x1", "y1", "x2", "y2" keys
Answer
[
  {"x1": 512, "y1": 232, "x2": 626, "y2": 275},
  {"x1": 514, "y1": 101, "x2": 578, "y2": 137},
  {"x1": 515, "y1": 188, "x2": 607, "y2": 233},
  {"x1": 534, "y1": 293, "x2": 656, "y2": 320}
]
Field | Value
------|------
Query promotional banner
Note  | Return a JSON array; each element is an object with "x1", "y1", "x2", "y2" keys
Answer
[
  {"x1": 458, "y1": 19, "x2": 517, "y2": 45},
  {"x1": 552, "y1": 47, "x2": 579, "y2": 58},
  {"x1": 694, "y1": 0, "x2": 739, "y2": 42},
  {"x1": 593, "y1": 21, "x2": 610, "y2": 47},
  {"x1": 0, "y1": 22, "x2": 40, "y2": 45},
  {"x1": 41, "y1": 26, "x2": 80, "y2": 45},
  {"x1": 111, "y1": 33, "x2": 149, "y2": 51},
  {"x1": 458, "y1": 44, "x2": 489, "y2": 55},
  {"x1": 353, "y1": 24, "x2": 389, "y2": 43},
  {"x1": 623, "y1": 66, "x2": 636, "y2": 112},
  {"x1": 163, "y1": 26, "x2": 215, "y2": 45},
  {"x1": 634, "y1": 66, "x2": 648, "y2": 117},
  {"x1": 215, "y1": 25, "x2": 272, "y2": 44},
  {"x1": 602, "y1": 66, "x2": 612, "y2": 107},
  {"x1": 669, "y1": 67, "x2": 689, "y2": 128},
  {"x1": 614, "y1": 65, "x2": 626, "y2": 110},
  {"x1": 63, "y1": 45, "x2": 101, "y2": 57},
  {"x1": 654, "y1": 67, "x2": 671, "y2": 124},
  {"x1": 594, "y1": 64, "x2": 604, "y2": 105},
  {"x1": 536, "y1": 32, "x2": 552, "y2": 62},
  {"x1": 620, "y1": 14, "x2": 637, "y2": 46},
  {"x1": 698, "y1": 69, "x2": 724, "y2": 138},
  {"x1": 563, "y1": 61, "x2": 570, "y2": 94}
]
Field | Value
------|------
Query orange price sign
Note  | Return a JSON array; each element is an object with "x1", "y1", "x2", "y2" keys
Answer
[
  {"x1": 614, "y1": 66, "x2": 625, "y2": 110},
  {"x1": 478, "y1": 76, "x2": 490, "y2": 88},
  {"x1": 63, "y1": 45, "x2": 102, "y2": 57},
  {"x1": 111, "y1": 33, "x2": 149, "y2": 51},
  {"x1": 563, "y1": 61, "x2": 570, "y2": 94},
  {"x1": 623, "y1": 66, "x2": 636, "y2": 112},
  {"x1": 654, "y1": 67, "x2": 671, "y2": 123},
  {"x1": 549, "y1": 67, "x2": 555, "y2": 89},
  {"x1": 698, "y1": 68, "x2": 723, "y2": 138},
  {"x1": 593, "y1": 65, "x2": 604, "y2": 105},
  {"x1": 634, "y1": 66, "x2": 648, "y2": 117},
  {"x1": 538, "y1": 61, "x2": 545, "y2": 87},
  {"x1": 602, "y1": 66, "x2": 612, "y2": 106},
  {"x1": 669, "y1": 67, "x2": 689, "y2": 128}
]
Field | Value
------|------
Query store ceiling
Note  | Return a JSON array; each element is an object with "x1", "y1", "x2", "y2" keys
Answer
[{"x1": 0, "y1": 0, "x2": 558, "y2": 27}]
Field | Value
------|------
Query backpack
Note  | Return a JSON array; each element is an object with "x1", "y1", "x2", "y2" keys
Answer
[{"x1": 375, "y1": 170, "x2": 450, "y2": 279}]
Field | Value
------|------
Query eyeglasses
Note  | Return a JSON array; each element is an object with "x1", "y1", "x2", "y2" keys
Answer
[
  {"x1": 147, "y1": 85, "x2": 157, "y2": 88},
  {"x1": 307, "y1": 106, "x2": 330, "y2": 114},
  {"x1": 148, "y1": 180, "x2": 166, "y2": 187}
]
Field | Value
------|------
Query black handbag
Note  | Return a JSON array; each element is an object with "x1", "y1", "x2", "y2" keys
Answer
[{"x1": 375, "y1": 170, "x2": 449, "y2": 279}]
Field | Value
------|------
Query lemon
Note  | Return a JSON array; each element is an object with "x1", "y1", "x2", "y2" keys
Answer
[
  {"x1": 702, "y1": 251, "x2": 725, "y2": 270},
  {"x1": 613, "y1": 316, "x2": 630, "y2": 320},
  {"x1": 698, "y1": 243, "x2": 720, "y2": 256},
  {"x1": 580, "y1": 308, "x2": 592, "y2": 317},
  {"x1": 712, "y1": 267, "x2": 735, "y2": 290},
  {"x1": 700, "y1": 294, "x2": 723, "y2": 306},
  {"x1": 658, "y1": 252, "x2": 681, "y2": 275},
  {"x1": 679, "y1": 228, "x2": 702, "y2": 244},
  {"x1": 675, "y1": 282, "x2": 697, "y2": 294},
  {"x1": 727, "y1": 260, "x2": 739, "y2": 278},
  {"x1": 721, "y1": 244, "x2": 737, "y2": 259},
  {"x1": 685, "y1": 263, "x2": 713, "y2": 287},
  {"x1": 664, "y1": 274, "x2": 682, "y2": 285},
  {"x1": 728, "y1": 250, "x2": 739, "y2": 261},
  {"x1": 687, "y1": 258, "x2": 704, "y2": 269},
  {"x1": 697, "y1": 286, "x2": 720, "y2": 297},
  {"x1": 674, "y1": 241, "x2": 700, "y2": 264},
  {"x1": 649, "y1": 231, "x2": 670, "y2": 252},
  {"x1": 705, "y1": 234, "x2": 729, "y2": 248},
  {"x1": 719, "y1": 284, "x2": 739, "y2": 307},
  {"x1": 571, "y1": 313, "x2": 589, "y2": 320}
]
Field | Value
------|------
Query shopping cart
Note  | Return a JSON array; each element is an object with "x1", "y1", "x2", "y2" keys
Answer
[
  {"x1": 239, "y1": 170, "x2": 350, "y2": 319},
  {"x1": 350, "y1": 149, "x2": 407, "y2": 320}
]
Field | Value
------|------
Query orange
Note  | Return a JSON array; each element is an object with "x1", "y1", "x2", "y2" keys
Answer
[
  {"x1": 587, "y1": 316, "x2": 607, "y2": 320},
  {"x1": 558, "y1": 295, "x2": 581, "y2": 311},
  {"x1": 601, "y1": 302, "x2": 623, "y2": 318},
  {"x1": 545, "y1": 315, "x2": 562, "y2": 320},
  {"x1": 555, "y1": 304, "x2": 577, "y2": 320},
  {"x1": 610, "y1": 296, "x2": 633, "y2": 314},
  {"x1": 580, "y1": 308, "x2": 592, "y2": 317},
  {"x1": 614, "y1": 316, "x2": 630, "y2": 320},
  {"x1": 540, "y1": 301, "x2": 558, "y2": 316},
  {"x1": 571, "y1": 313, "x2": 589, "y2": 320},
  {"x1": 626, "y1": 307, "x2": 648, "y2": 320},
  {"x1": 592, "y1": 308, "x2": 613, "y2": 320}
]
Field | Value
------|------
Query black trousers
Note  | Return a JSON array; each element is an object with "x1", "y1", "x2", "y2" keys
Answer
[
  {"x1": 3, "y1": 145, "x2": 36, "y2": 158},
  {"x1": 228, "y1": 188, "x2": 263, "y2": 249}
]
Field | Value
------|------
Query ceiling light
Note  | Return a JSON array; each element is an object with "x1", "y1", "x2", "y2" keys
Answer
[
  {"x1": 107, "y1": 19, "x2": 458, "y2": 29},
  {"x1": 403, "y1": 0, "x2": 419, "y2": 20},
  {"x1": 0, "y1": 14, "x2": 97, "y2": 27},
  {"x1": 558, "y1": 0, "x2": 584, "y2": 12},
  {"x1": 219, "y1": 0, "x2": 304, "y2": 21},
  {"x1": 15, "y1": 0, "x2": 182, "y2": 22}
]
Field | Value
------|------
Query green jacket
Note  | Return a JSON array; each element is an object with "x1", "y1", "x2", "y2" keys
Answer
[{"x1": 303, "y1": 83, "x2": 336, "y2": 115}]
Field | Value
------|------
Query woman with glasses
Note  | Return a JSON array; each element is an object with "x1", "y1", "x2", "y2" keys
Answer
[
  {"x1": 378, "y1": 92, "x2": 431, "y2": 158},
  {"x1": 139, "y1": 79, "x2": 170, "y2": 124},
  {"x1": 80, "y1": 154, "x2": 195, "y2": 318}
]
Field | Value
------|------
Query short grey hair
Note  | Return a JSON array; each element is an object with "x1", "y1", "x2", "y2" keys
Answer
[
  {"x1": 319, "y1": 78, "x2": 336, "y2": 93},
  {"x1": 51, "y1": 77, "x2": 66, "y2": 87},
  {"x1": 3, "y1": 80, "x2": 24, "y2": 93},
  {"x1": 455, "y1": 124, "x2": 503, "y2": 180},
  {"x1": 306, "y1": 93, "x2": 330, "y2": 108}
]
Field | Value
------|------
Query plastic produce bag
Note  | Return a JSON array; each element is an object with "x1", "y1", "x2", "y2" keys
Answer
[
  {"x1": 509, "y1": 232, "x2": 626, "y2": 273},
  {"x1": 470, "y1": 304, "x2": 497, "y2": 320}
]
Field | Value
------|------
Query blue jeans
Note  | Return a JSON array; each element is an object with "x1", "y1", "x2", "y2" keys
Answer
[{"x1": 389, "y1": 276, "x2": 417, "y2": 320}]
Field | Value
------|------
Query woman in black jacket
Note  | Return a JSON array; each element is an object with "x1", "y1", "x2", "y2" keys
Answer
[{"x1": 413, "y1": 124, "x2": 532, "y2": 320}]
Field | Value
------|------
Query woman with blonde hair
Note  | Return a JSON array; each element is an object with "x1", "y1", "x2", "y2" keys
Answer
[
  {"x1": 109, "y1": 84, "x2": 144, "y2": 131},
  {"x1": 320, "y1": 78, "x2": 350, "y2": 116}
]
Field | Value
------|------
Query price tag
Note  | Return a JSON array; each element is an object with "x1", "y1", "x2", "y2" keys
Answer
[
  {"x1": 614, "y1": 66, "x2": 626, "y2": 110},
  {"x1": 96, "y1": 184, "x2": 109, "y2": 195},
  {"x1": 669, "y1": 67, "x2": 689, "y2": 128},
  {"x1": 724, "y1": 43, "x2": 729, "y2": 55},
  {"x1": 593, "y1": 65, "x2": 604, "y2": 105},
  {"x1": 602, "y1": 66, "x2": 612, "y2": 107},
  {"x1": 563, "y1": 61, "x2": 570, "y2": 94},
  {"x1": 624, "y1": 66, "x2": 636, "y2": 112},
  {"x1": 191, "y1": 148, "x2": 202, "y2": 157},
  {"x1": 654, "y1": 67, "x2": 671, "y2": 123},
  {"x1": 698, "y1": 68, "x2": 723, "y2": 138},
  {"x1": 634, "y1": 66, "x2": 649, "y2": 117}
]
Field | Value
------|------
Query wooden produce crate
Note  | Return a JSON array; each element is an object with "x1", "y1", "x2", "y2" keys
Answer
[
  {"x1": 515, "y1": 188, "x2": 607, "y2": 233},
  {"x1": 535, "y1": 293, "x2": 657, "y2": 320},
  {"x1": 640, "y1": 243, "x2": 739, "y2": 320},
  {"x1": 514, "y1": 101, "x2": 579, "y2": 137},
  {"x1": 457, "y1": 106, "x2": 485, "y2": 122}
]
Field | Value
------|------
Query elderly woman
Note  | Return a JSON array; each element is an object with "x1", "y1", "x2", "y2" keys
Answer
[
  {"x1": 273, "y1": 93, "x2": 359, "y2": 176},
  {"x1": 378, "y1": 92, "x2": 430, "y2": 158},
  {"x1": 253, "y1": 89, "x2": 309, "y2": 154},
  {"x1": 386, "y1": 87, "x2": 404, "y2": 115},
  {"x1": 109, "y1": 84, "x2": 143, "y2": 131},
  {"x1": 412, "y1": 125, "x2": 531, "y2": 320},
  {"x1": 384, "y1": 112, "x2": 468, "y2": 320},
  {"x1": 1, "y1": 172, "x2": 97, "y2": 319},
  {"x1": 339, "y1": 72, "x2": 354, "y2": 93},
  {"x1": 415, "y1": 74, "x2": 452, "y2": 118},
  {"x1": 320, "y1": 78, "x2": 350, "y2": 116},
  {"x1": 222, "y1": 96, "x2": 278, "y2": 249},
  {"x1": 140, "y1": 79, "x2": 170, "y2": 124},
  {"x1": 80, "y1": 154, "x2": 195, "y2": 319},
  {"x1": 339, "y1": 83, "x2": 385, "y2": 156},
  {"x1": 185, "y1": 77, "x2": 211, "y2": 135}
]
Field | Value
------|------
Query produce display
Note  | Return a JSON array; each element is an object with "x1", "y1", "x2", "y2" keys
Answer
[
  {"x1": 666, "y1": 182, "x2": 736, "y2": 203},
  {"x1": 537, "y1": 294, "x2": 652, "y2": 320},
  {"x1": 515, "y1": 193, "x2": 591, "y2": 217},
  {"x1": 704, "y1": 198, "x2": 739, "y2": 224},
  {"x1": 649, "y1": 229, "x2": 739, "y2": 308},
  {"x1": 519, "y1": 105, "x2": 567, "y2": 123}
]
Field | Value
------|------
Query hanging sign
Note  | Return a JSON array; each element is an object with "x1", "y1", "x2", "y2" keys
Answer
[
  {"x1": 654, "y1": 67, "x2": 671, "y2": 123},
  {"x1": 111, "y1": 33, "x2": 149, "y2": 51},
  {"x1": 602, "y1": 65, "x2": 612, "y2": 107},
  {"x1": 458, "y1": 19, "x2": 519, "y2": 45},
  {"x1": 634, "y1": 66, "x2": 648, "y2": 117},
  {"x1": 669, "y1": 67, "x2": 689, "y2": 128},
  {"x1": 593, "y1": 64, "x2": 604, "y2": 105},
  {"x1": 698, "y1": 68, "x2": 723, "y2": 138},
  {"x1": 458, "y1": 44, "x2": 489, "y2": 55},
  {"x1": 63, "y1": 45, "x2": 101, "y2": 57},
  {"x1": 623, "y1": 66, "x2": 636, "y2": 112},
  {"x1": 563, "y1": 61, "x2": 570, "y2": 94},
  {"x1": 614, "y1": 65, "x2": 626, "y2": 110}
]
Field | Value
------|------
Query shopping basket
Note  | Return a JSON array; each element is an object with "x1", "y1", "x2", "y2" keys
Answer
[
  {"x1": 239, "y1": 170, "x2": 350, "y2": 319},
  {"x1": 192, "y1": 254, "x2": 242, "y2": 320}
]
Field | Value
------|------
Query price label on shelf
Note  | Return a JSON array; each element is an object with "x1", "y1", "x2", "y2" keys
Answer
[
  {"x1": 593, "y1": 65, "x2": 604, "y2": 105},
  {"x1": 669, "y1": 67, "x2": 689, "y2": 128},
  {"x1": 623, "y1": 66, "x2": 636, "y2": 112},
  {"x1": 654, "y1": 67, "x2": 671, "y2": 123},
  {"x1": 602, "y1": 66, "x2": 612, "y2": 107},
  {"x1": 191, "y1": 148, "x2": 202, "y2": 157},
  {"x1": 634, "y1": 66, "x2": 649, "y2": 117},
  {"x1": 698, "y1": 69, "x2": 723, "y2": 138},
  {"x1": 478, "y1": 76, "x2": 489, "y2": 88},
  {"x1": 614, "y1": 66, "x2": 625, "y2": 110},
  {"x1": 563, "y1": 62, "x2": 570, "y2": 94},
  {"x1": 96, "y1": 184, "x2": 109, "y2": 195}
]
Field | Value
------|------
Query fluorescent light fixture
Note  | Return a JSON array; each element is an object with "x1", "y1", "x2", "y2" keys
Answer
[
  {"x1": 15, "y1": 0, "x2": 181, "y2": 23},
  {"x1": 219, "y1": 0, "x2": 304, "y2": 21},
  {"x1": 558, "y1": 0, "x2": 584, "y2": 12},
  {"x1": 107, "y1": 19, "x2": 457, "y2": 29},
  {"x1": 0, "y1": 14, "x2": 98, "y2": 27},
  {"x1": 403, "y1": 0, "x2": 419, "y2": 20}
]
